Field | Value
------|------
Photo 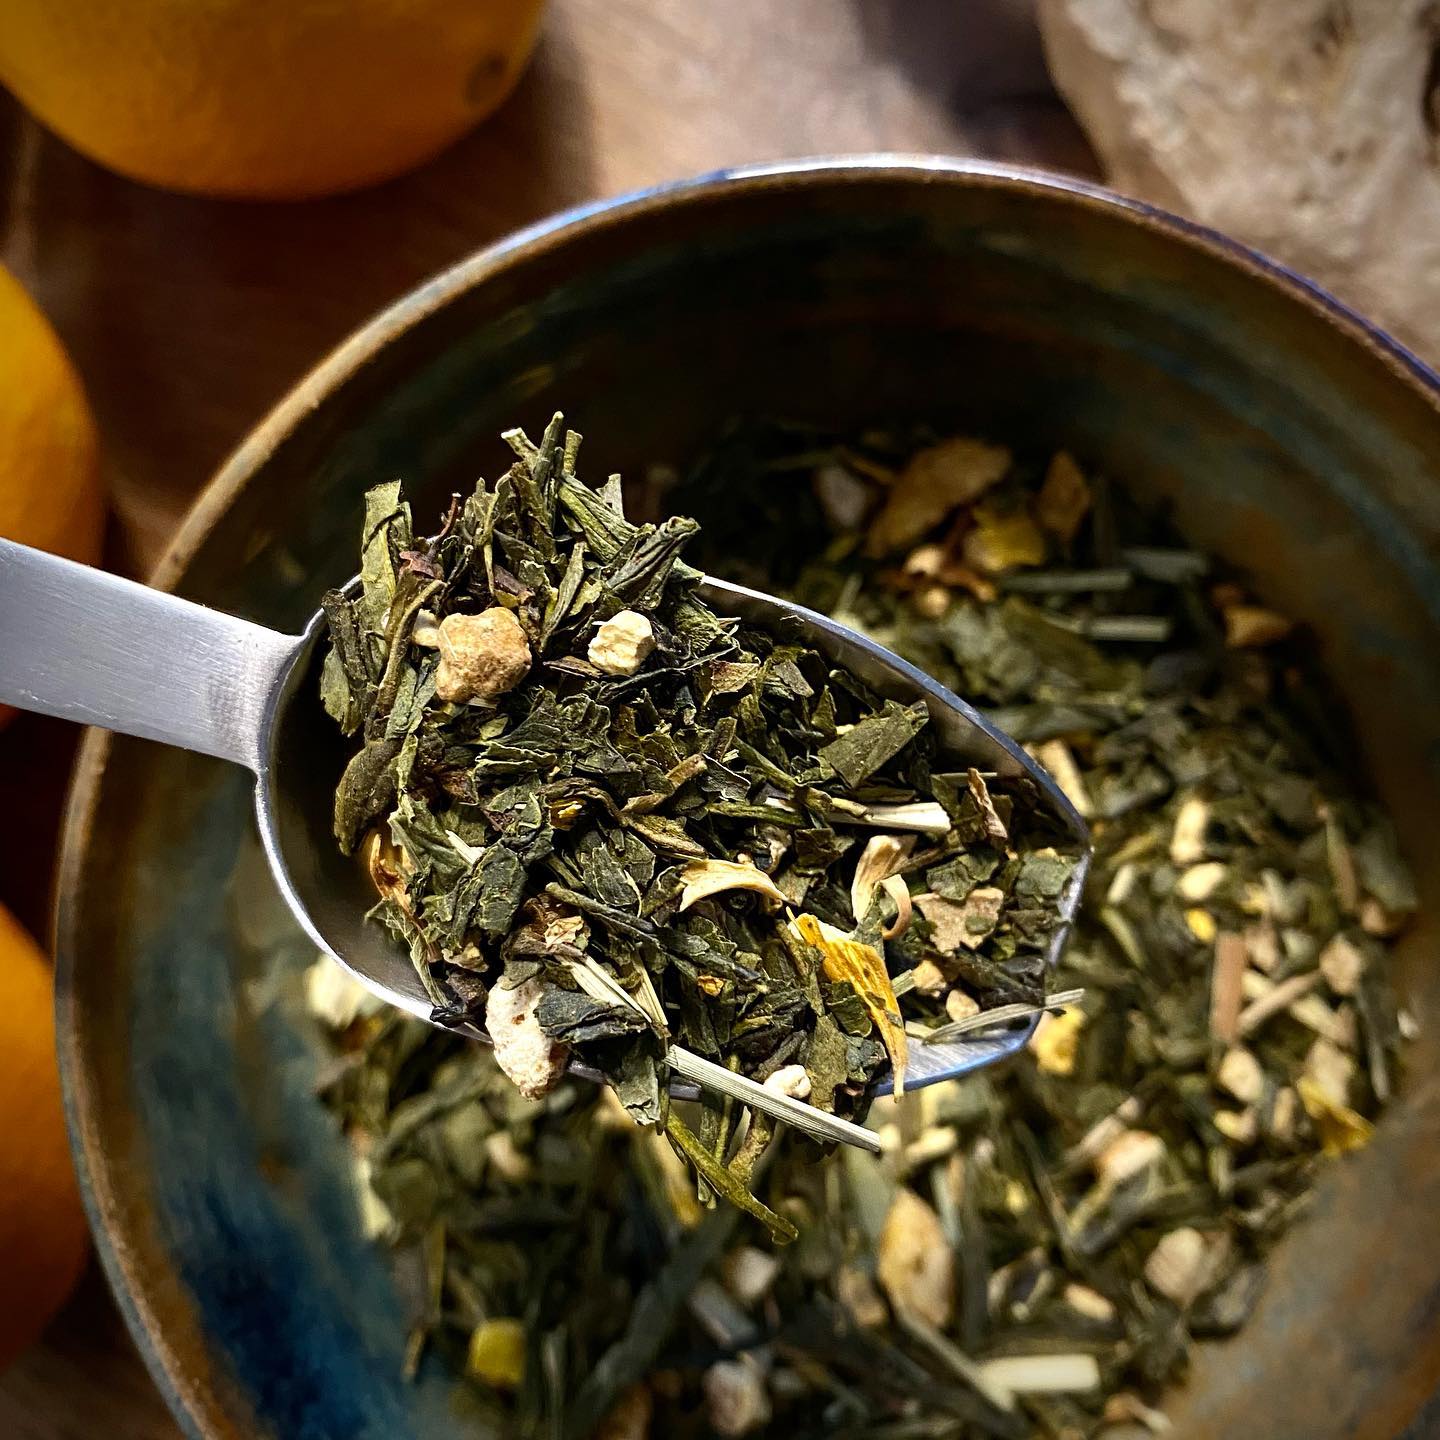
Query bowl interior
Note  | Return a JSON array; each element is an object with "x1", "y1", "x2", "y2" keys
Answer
[{"x1": 59, "y1": 164, "x2": 1440, "y2": 1440}]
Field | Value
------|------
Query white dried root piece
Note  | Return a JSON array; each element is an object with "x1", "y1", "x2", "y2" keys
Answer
[
  {"x1": 1268, "y1": 1085, "x2": 1300, "y2": 1144},
  {"x1": 304, "y1": 954, "x2": 383, "y2": 1029},
  {"x1": 1319, "y1": 932, "x2": 1368, "y2": 996},
  {"x1": 976, "y1": 1353, "x2": 1101, "y2": 1396},
  {"x1": 1093, "y1": 1130, "x2": 1166, "y2": 1191},
  {"x1": 722, "y1": 1247, "x2": 782, "y2": 1307},
  {"x1": 678, "y1": 858, "x2": 785, "y2": 912},
  {"x1": 411, "y1": 608, "x2": 441, "y2": 646},
  {"x1": 1060, "y1": 1095, "x2": 1145, "y2": 1172},
  {"x1": 1304, "y1": 1036, "x2": 1355, "y2": 1109},
  {"x1": 876, "y1": 1188, "x2": 954, "y2": 1328},
  {"x1": 483, "y1": 1130, "x2": 534, "y2": 1183},
  {"x1": 703, "y1": 1357, "x2": 772, "y2": 1438},
  {"x1": 900, "y1": 1127, "x2": 959, "y2": 1174},
  {"x1": 1144, "y1": 1227, "x2": 1229, "y2": 1308},
  {"x1": 423, "y1": 606, "x2": 532, "y2": 703},
  {"x1": 762, "y1": 1064, "x2": 812, "y2": 1101},
  {"x1": 1239, "y1": 968, "x2": 1352, "y2": 1047},
  {"x1": 1170, "y1": 794, "x2": 1210, "y2": 866},
  {"x1": 836, "y1": 1264, "x2": 889, "y2": 1328},
  {"x1": 1063, "y1": 1283, "x2": 1117, "y2": 1324},
  {"x1": 485, "y1": 976, "x2": 569, "y2": 1100},
  {"x1": 907, "y1": 959, "x2": 949, "y2": 998},
  {"x1": 1177, "y1": 861, "x2": 1227, "y2": 902},
  {"x1": 813, "y1": 462, "x2": 872, "y2": 531},
  {"x1": 1069, "y1": 1128, "x2": 1168, "y2": 1238},
  {"x1": 1213, "y1": 1108, "x2": 1258, "y2": 1146},
  {"x1": 945, "y1": 989, "x2": 980, "y2": 1024},
  {"x1": 588, "y1": 609, "x2": 656, "y2": 675},
  {"x1": 1215, "y1": 1046, "x2": 1265, "y2": 1105},
  {"x1": 1029, "y1": 738, "x2": 1093, "y2": 818},
  {"x1": 915, "y1": 887, "x2": 1005, "y2": 952},
  {"x1": 1102, "y1": 1392, "x2": 1172, "y2": 1434}
]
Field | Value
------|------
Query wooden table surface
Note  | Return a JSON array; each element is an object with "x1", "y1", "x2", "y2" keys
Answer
[{"x1": 0, "y1": 2, "x2": 1091, "y2": 1433}]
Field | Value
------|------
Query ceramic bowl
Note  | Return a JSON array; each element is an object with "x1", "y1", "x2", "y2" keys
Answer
[{"x1": 56, "y1": 159, "x2": 1440, "y2": 1439}]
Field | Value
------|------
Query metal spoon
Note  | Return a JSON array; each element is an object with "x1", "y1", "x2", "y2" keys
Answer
[{"x1": 0, "y1": 537, "x2": 1090, "y2": 1152}]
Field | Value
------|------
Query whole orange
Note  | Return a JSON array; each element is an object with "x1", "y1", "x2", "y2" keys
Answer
[
  {"x1": 0, "y1": 0, "x2": 546, "y2": 199},
  {"x1": 0, "y1": 264, "x2": 102, "y2": 726},
  {"x1": 0, "y1": 903, "x2": 89, "y2": 1370}
]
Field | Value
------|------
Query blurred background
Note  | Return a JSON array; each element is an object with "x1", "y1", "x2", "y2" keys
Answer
[{"x1": 1, "y1": 0, "x2": 1433, "y2": 1434}]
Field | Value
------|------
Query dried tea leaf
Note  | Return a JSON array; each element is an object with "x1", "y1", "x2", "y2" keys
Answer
[
  {"x1": 313, "y1": 421, "x2": 1413, "y2": 1440},
  {"x1": 819, "y1": 700, "x2": 929, "y2": 788},
  {"x1": 666, "y1": 1114, "x2": 798, "y2": 1245}
]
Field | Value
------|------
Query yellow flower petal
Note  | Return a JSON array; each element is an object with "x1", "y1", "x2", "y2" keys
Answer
[
  {"x1": 1029, "y1": 1007, "x2": 1085, "y2": 1076},
  {"x1": 793, "y1": 912, "x2": 908, "y2": 1095},
  {"x1": 1297, "y1": 1075, "x2": 1375, "y2": 1157},
  {"x1": 467, "y1": 1318, "x2": 526, "y2": 1389},
  {"x1": 1185, "y1": 907, "x2": 1217, "y2": 942}
]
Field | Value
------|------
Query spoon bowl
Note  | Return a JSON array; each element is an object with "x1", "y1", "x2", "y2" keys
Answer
[{"x1": 0, "y1": 534, "x2": 1089, "y2": 1141}]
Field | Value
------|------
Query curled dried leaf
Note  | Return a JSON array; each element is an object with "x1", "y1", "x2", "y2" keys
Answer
[
  {"x1": 850, "y1": 834, "x2": 916, "y2": 939},
  {"x1": 678, "y1": 859, "x2": 786, "y2": 912},
  {"x1": 967, "y1": 768, "x2": 1009, "y2": 844},
  {"x1": 864, "y1": 436, "x2": 1011, "y2": 555}
]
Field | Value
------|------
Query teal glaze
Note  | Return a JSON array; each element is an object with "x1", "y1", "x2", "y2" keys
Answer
[
  {"x1": 56, "y1": 160, "x2": 1440, "y2": 1439},
  {"x1": 119, "y1": 767, "x2": 462, "y2": 1438}
]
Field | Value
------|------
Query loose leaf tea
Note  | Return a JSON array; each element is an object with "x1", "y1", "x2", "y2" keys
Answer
[
  {"x1": 314, "y1": 421, "x2": 1415, "y2": 1437},
  {"x1": 321, "y1": 415, "x2": 1077, "y2": 1222}
]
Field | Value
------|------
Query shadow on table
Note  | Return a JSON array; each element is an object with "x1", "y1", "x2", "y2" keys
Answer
[{"x1": 850, "y1": 0, "x2": 1098, "y2": 174}]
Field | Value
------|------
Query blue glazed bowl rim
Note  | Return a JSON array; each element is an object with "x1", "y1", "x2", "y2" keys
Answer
[{"x1": 52, "y1": 154, "x2": 1440, "y2": 1440}]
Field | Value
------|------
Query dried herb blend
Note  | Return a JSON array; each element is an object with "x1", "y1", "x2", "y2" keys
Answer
[
  {"x1": 315, "y1": 421, "x2": 1414, "y2": 1438},
  {"x1": 321, "y1": 415, "x2": 1078, "y2": 1232}
]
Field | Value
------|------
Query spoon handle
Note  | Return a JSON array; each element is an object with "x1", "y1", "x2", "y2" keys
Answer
[{"x1": 0, "y1": 538, "x2": 299, "y2": 772}]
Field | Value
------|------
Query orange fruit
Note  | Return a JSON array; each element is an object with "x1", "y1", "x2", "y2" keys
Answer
[
  {"x1": 0, "y1": 263, "x2": 102, "y2": 726},
  {"x1": 0, "y1": 902, "x2": 89, "y2": 1370},
  {"x1": 0, "y1": 0, "x2": 546, "y2": 199}
]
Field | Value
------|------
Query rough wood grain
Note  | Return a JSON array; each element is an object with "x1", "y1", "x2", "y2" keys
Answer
[{"x1": 0, "y1": 2, "x2": 1089, "y2": 1433}]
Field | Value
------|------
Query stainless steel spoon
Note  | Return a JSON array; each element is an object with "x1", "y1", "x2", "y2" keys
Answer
[{"x1": 0, "y1": 536, "x2": 1090, "y2": 1152}]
